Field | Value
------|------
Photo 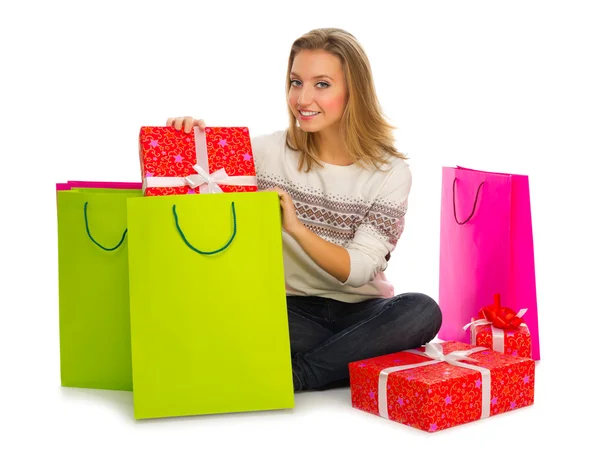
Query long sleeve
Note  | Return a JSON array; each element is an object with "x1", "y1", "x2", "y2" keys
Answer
[{"x1": 341, "y1": 164, "x2": 412, "y2": 288}]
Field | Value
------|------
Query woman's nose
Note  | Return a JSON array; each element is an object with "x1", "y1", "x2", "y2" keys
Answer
[{"x1": 297, "y1": 87, "x2": 313, "y2": 106}]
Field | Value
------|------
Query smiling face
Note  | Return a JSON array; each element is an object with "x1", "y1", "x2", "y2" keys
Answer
[{"x1": 287, "y1": 49, "x2": 348, "y2": 134}]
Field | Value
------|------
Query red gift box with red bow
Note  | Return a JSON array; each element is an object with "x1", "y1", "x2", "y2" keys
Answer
[
  {"x1": 464, "y1": 294, "x2": 532, "y2": 358},
  {"x1": 349, "y1": 341, "x2": 535, "y2": 432}
]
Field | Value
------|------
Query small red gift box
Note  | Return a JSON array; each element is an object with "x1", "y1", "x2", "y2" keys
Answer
[
  {"x1": 139, "y1": 126, "x2": 258, "y2": 196},
  {"x1": 463, "y1": 294, "x2": 532, "y2": 358},
  {"x1": 468, "y1": 323, "x2": 532, "y2": 358},
  {"x1": 349, "y1": 341, "x2": 535, "y2": 433}
]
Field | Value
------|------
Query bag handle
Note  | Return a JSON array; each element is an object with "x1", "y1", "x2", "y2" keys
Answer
[
  {"x1": 83, "y1": 202, "x2": 128, "y2": 251},
  {"x1": 172, "y1": 201, "x2": 237, "y2": 255},
  {"x1": 453, "y1": 178, "x2": 484, "y2": 225}
]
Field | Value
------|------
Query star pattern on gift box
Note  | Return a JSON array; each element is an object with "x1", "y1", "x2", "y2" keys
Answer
[
  {"x1": 475, "y1": 323, "x2": 532, "y2": 358},
  {"x1": 139, "y1": 126, "x2": 258, "y2": 196},
  {"x1": 349, "y1": 341, "x2": 535, "y2": 433}
]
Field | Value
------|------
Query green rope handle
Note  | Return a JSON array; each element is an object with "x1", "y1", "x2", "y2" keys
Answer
[
  {"x1": 172, "y1": 201, "x2": 237, "y2": 255},
  {"x1": 83, "y1": 202, "x2": 128, "y2": 251}
]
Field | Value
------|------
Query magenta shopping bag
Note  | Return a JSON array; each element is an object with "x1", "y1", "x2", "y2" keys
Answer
[
  {"x1": 438, "y1": 166, "x2": 540, "y2": 360},
  {"x1": 57, "y1": 180, "x2": 143, "y2": 190}
]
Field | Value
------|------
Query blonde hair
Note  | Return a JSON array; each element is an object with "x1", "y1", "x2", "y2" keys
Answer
[{"x1": 285, "y1": 28, "x2": 407, "y2": 172}]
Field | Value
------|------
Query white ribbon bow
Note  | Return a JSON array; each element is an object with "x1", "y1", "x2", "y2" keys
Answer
[
  {"x1": 378, "y1": 342, "x2": 491, "y2": 420},
  {"x1": 184, "y1": 165, "x2": 234, "y2": 192},
  {"x1": 143, "y1": 127, "x2": 257, "y2": 194},
  {"x1": 462, "y1": 308, "x2": 528, "y2": 353}
]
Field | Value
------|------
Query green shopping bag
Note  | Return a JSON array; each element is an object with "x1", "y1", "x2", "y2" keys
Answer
[
  {"x1": 56, "y1": 187, "x2": 143, "y2": 390},
  {"x1": 127, "y1": 192, "x2": 294, "y2": 420}
]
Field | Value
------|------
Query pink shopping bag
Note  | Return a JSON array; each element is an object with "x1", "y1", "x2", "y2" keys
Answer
[
  {"x1": 438, "y1": 166, "x2": 540, "y2": 360},
  {"x1": 56, "y1": 181, "x2": 143, "y2": 191}
]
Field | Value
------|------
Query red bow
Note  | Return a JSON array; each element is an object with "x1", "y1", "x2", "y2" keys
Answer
[{"x1": 478, "y1": 294, "x2": 524, "y2": 330}]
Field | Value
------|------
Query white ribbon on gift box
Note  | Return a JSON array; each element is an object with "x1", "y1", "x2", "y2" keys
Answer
[
  {"x1": 143, "y1": 127, "x2": 258, "y2": 194},
  {"x1": 378, "y1": 342, "x2": 491, "y2": 420},
  {"x1": 462, "y1": 309, "x2": 528, "y2": 353}
]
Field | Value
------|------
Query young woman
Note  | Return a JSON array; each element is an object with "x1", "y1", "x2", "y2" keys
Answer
[{"x1": 168, "y1": 28, "x2": 442, "y2": 392}]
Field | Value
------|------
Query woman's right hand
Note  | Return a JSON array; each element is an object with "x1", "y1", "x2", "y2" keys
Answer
[{"x1": 166, "y1": 116, "x2": 206, "y2": 133}]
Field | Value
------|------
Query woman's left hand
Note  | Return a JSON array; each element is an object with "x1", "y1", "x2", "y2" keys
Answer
[{"x1": 266, "y1": 187, "x2": 304, "y2": 236}]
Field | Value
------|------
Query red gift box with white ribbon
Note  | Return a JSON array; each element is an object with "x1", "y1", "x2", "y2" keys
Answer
[
  {"x1": 349, "y1": 341, "x2": 535, "y2": 432},
  {"x1": 139, "y1": 126, "x2": 258, "y2": 196},
  {"x1": 463, "y1": 294, "x2": 532, "y2": 358}
]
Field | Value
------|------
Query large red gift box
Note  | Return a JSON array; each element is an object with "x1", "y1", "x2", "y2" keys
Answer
[
  {"x1": 349, "y1": 341, "x2": 535, "y2": 432},
  {"x1": 139, "y1": 126, "x2": 258, "y2": 196},
  {"x1": 463, "y1": 294, "x2": 532, "y2": 358}
]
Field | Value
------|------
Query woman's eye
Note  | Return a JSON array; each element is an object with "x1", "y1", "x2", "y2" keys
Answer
[{"x1": 290, "y1": 79, "x2": 329, "y2": 89}]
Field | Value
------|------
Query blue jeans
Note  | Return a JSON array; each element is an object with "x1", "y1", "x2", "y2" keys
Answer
[{"x1": 288, "y1": 293, "x2": 442, "y2": 391}]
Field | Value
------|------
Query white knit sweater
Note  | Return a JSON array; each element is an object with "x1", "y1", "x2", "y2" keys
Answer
[{"x1": 252, "y1": 130, "x2": 412, "y2": 303}]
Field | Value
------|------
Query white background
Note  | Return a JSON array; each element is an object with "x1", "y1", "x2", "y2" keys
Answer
[{"x1": 2, "y1": 0, "x2": 599, "y2": 464}]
